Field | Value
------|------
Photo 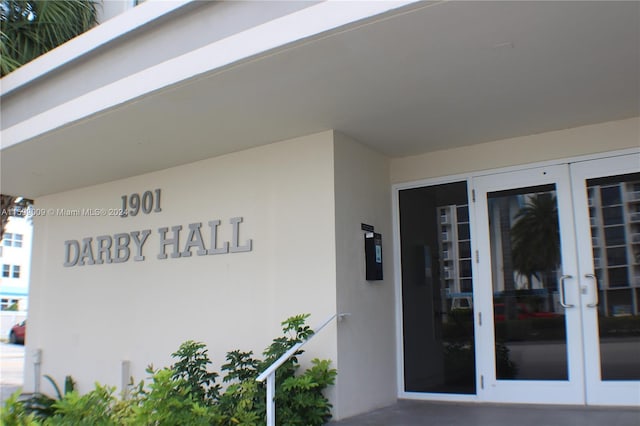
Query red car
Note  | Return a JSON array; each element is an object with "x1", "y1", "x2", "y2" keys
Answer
[
  {"x1": 8, "y1": 320, "x2": 26, "y2": 344},
  {"x1": 494, "y1": 304, "x2": 560, "y2": 321}
]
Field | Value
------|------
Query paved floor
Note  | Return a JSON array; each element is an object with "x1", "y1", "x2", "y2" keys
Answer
[
  {"x1": 0, "y1": 342, "x2": 24, "y2": 403},
  {"x1": 330, "y1": 400, "x2": 640, "y2": 426}
]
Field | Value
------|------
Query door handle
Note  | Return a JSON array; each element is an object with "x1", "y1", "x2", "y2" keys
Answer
[
  {"x1": 585, "y1": 273, "x2": 599, "y2": 308},
  {"x1": 559, "y1": 275, "x2": 575, "y2": 308}
]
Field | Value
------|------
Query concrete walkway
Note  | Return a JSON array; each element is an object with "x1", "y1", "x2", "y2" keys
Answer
[
  {"x1": 330, "y1": 400, "x2": 640, "y2": 426},
  {"x1": 0, "y1": 342, "x2": 24, "y2": 403}
]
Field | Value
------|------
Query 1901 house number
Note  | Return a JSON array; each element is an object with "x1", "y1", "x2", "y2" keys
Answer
[{"x1": 121, "y1": 189, "x2": 161, "y2": 217}]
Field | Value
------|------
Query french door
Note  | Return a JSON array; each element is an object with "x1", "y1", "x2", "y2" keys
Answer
[{"x1": 473, "y1": 153, "x2": 640, "y2": 406}]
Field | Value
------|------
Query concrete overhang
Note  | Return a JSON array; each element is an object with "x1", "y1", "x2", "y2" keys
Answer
[{"x1": 1, "y1": 0, "x2": 638, "y2": 198}]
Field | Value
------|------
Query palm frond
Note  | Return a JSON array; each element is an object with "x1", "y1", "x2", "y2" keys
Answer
[
  {"x1": 0, "y1": 0, "x2": 98, "y2": 76},
  {"x1": 510, "y1": 193, "x2": 561, "y2": 288}
]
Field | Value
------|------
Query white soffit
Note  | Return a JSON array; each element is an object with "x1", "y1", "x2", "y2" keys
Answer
[{"x1": 1, "y1": 0, "x2": 419, "y2": 150}]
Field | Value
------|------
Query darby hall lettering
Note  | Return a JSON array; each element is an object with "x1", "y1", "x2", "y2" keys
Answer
[{"x1": 64, "y1": 217, "x2": 252, "y2": 267}]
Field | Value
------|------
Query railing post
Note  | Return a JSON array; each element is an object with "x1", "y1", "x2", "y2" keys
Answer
[{"x1": 266, "y1": 371, "x2": 275, "y2": 426}]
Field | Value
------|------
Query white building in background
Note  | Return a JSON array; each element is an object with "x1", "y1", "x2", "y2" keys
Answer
[
  {"x1": 0, "y1": 216, "x2": 32, "y2": 312},
  {"x1": 1, "y1": 0, "x2": 638, "y2": 419},
  {"x1": 588, "y1": 180, "x2": 640, "y2": 316}
]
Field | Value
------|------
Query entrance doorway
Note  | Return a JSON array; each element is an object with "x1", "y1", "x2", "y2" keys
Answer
[{"x1": 398, "y1": 153, "x2": 640, "y2": 406}]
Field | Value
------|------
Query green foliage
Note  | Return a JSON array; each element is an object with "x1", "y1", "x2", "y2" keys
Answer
[
  {"x1": 43, "y1": 374, "x2": 75, "y2": 401},
  {"x1": 1, "y1": 314, "x2": 336, "y2": 426},
  {"x1": 19, "y1": 394, "x2": 55, "y2": 421},
  {"x1": 276, "y1": 359, "x2": 336, "y2": 426},
  {"x1": 511, "y1": 193, "x2": 560, "y2": 289},
  {"x1": 218, "y1": 380, "x2": 262, "y2": 425},
  {"x1": 5, "y1": 301, "x2": 19, "y2": 311},
  {"x1": 43, "y1": 384, "x2": 117, "y2": 426},
  {"x1": 16, "y1": 375, "x2": 77, "y2": 420},
  {"x1": 171, "y1": 340, "x2": 221, "y2": 405},
  {"x1": 0, "y1": 0, "x2": 98, "y2": 76},
  {"x1": 221, "y1": 350, "x2": 259, "y2": 383},
  {"x1": 264, "y1": 314, "x2": 313, "y2": 362},
  {"x1": 130, "y1": 367, "x2": 222, "y2": 426},
  {"x1": 218, "y1": 313, "x2": 334, "y2": 426},
  {"x1": 1, "y1": 194, "x2": 33, "y2": 240},
  {"x1": 0, "y1": 390, "x2": 39, "y2": 426}
]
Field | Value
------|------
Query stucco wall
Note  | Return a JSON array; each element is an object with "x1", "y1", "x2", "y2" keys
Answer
[
  {"x1": 332, "y1": 132, "x2": 397, "y2": 419},
  {"x1": 24, "y1": 132, "x2": 338, "y2": 397},
  {"x1": 390, "y1": 117, "x2": 640, "y2": 184}
]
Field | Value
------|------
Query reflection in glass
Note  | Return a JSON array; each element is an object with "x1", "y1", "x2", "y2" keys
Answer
[
  {"x1": 459, "y1": 241, "x2": 471, "y2": 259},
  {"x1": 399, "y1": 182, "x2": 475, "y2": 394},
  {"x1": 487, "y1": 185, "x2": 568, "y2": 380},
  {"x1": 587, "y1": 173, "x2": 640, "y2": 380},
  {"x1": 457, "y1": 206, "x2": 469, "y2": 223},
  {"x1": 602, "y1": 206, "x2": 623, "y2": 226},
  {"x1": 606, "y1": 247, "x2": 627, "y2": 266},
  {"x1": 600, "y1": 186, "x2": 622, "y2": 205},
  {"x1": 459, "y1": 260, "x2": 472, "y2": 278},
  {"x1": 607, "y1": 268, "x2": 628, "y2": 287},
  {"x1": 458, "y1": 224, "x2": 470, "y2": 240},
  {"x1": 604, "y1": 226, "x2": 626, "y2": 246}
]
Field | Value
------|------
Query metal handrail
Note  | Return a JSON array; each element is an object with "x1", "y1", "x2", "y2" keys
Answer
[{"x1": 256, "y1": 312, "x2": 349, "y2": 426}]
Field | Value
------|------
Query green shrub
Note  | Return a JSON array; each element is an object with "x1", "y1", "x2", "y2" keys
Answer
[
  {"x1": 171, "y1": 341, "x2": 221, "y2": 405},
  {"x1": 1, "y1": 391, "x2": 39, "y2": 426},
  {"x1": 43, "y1": 384, "x2": 117, "y2": 425},
  {"x1": 1, "y1": 314, "x2": 336, "y2": 426},
  {"x1": 276, "y1": 359, "x2": 336, "y2": 426},
  {"x1": 129, "y1": 367, "x2": 223, "y2": 425},
  {"x1": 218, "y1": 314, "x2": 336, "y2": 425},
  {"x1": 16, "y1": 375, "x2": 76, "y2": 421}
]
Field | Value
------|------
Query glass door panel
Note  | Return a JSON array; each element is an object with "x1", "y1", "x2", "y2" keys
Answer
[
  {"x1": 487, "y1": 185, "x2": 568, "y2": 381},
  {"x1": 570, "y1": 154, "x2": 640, "y2": 406},
  {"x1": 473, "y1": 165, "x2": 585, "y2": 404},
  {"x1": 399, "y1": 181, "x2": 476, "y2": 395},
  {"x1": 587, "y1": 173, "x2": 640, "y2": 381}
]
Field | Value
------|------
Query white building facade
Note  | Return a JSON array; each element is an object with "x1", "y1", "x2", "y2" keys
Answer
[
  {"x1": 0, "y1": 216, "x2": 32, "y2": 312},
  {"x1": 1, "y1": 1, "x2": 638, "y2": 420}
]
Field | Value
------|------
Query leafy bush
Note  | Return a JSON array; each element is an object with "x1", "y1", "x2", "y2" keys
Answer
[
  {"x1": 171, "y1": 341, "x2": 221, "y2": 405},
  {"x1": 9, "y1": 374, "x2": 77, "y2": 421},
  {"x1": 217, "y1": 314, "x2": 335, "y2": 425},
  {"x1": 43, "y1": 384, "x2": 118, "y2": 425},
  {"x1": 1, "y1": 314, "x2": 336, "y2": 426},
  {"x1": 129, "y1": 367, "x2": 223, "y2": 425},
  {"x1": 1, "y1": 391, "x2": 39, "y2": 426}
]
